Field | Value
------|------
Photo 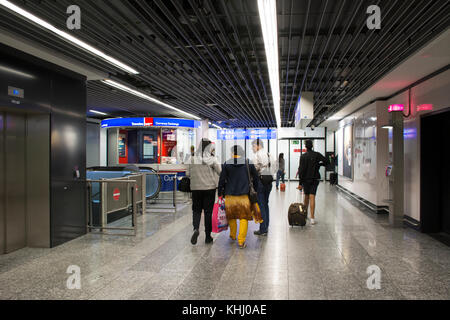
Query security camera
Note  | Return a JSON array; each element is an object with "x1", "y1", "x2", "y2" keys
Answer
[{"x1": 311, "y1": 125, "x2": 315, "y2": 131}]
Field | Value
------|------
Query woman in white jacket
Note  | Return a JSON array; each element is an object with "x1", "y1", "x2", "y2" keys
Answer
[{"x1": 189, "y1": 139, "x2": 221, "y2": 245}]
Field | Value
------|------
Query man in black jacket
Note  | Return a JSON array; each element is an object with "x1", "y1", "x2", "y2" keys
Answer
[{"x1": 297, "y1": 140, "x2": 329, "y2": 225}]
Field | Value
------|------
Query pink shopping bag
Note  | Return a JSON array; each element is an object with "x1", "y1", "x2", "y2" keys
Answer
[{"x1": 212, "y1": 197, "x2": 228, "y2": 233}]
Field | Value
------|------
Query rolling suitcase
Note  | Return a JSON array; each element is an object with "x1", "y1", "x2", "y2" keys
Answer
[
  {"x1": 280, "y1": 183, "x2": 286, "y2": 192},
  {"x1": 288, "y1": 191, "x2": 307, "y2": 227}
]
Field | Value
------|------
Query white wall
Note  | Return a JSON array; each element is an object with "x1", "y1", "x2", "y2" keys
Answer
[
  {"x1": 326, "y1": 130, "x2": 335, "y2": 153},
  {"x1": 386, "y1": 69, "x2": 450, "y2": 222},
  {"x1": 337, "y1": 103, "x2": 381, "y2": 205},
  {"x1": 99, "y1": 128, "x2": 107, "y2": 166},
  {"x1": 335, "y1": 69, "x2": 450, "y2": 218}
]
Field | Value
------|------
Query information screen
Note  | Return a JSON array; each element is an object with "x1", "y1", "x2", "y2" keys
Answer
[{"x1": 143, "y1": 135, "x2": 154, "y2": 159}]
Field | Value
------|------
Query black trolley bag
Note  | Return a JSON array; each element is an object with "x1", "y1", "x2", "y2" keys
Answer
[{"x1": 288, "y1": 189, "x2": 308, "y2": 227}]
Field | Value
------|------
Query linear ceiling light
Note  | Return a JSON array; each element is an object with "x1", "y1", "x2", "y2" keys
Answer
[
  {"x1": 102, "y1": 79, "x2": 201, "y2": 120},
  {"x1": 209, "y1": 122, "x2": 222, "y2": 129},
  {"x1": 0, "y1": 0, "x2": 139, "y2": 74},
  {"x1": 258, "y1": 0, "x2": 281, "y2": 128},
  {"x1": 89, "y1": 109, "x2": 108, "y2": 116}
]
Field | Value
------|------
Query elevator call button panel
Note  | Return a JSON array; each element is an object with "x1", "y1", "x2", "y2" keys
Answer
[{"x1": 8, "y1": 86, "x2": 24, "y2": 98}]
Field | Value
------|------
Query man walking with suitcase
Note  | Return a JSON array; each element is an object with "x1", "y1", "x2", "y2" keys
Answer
[{"x1": 297, "y1": 140, "x2": 329, "y2": 225}]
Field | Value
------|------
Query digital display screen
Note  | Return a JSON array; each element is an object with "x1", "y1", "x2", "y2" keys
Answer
[
  {"x1": 217, "y1": 129, "x2": 277, "y2": 140},
  {"x1": 143, "y1": 135, "x2": 154, "y2": 159}
]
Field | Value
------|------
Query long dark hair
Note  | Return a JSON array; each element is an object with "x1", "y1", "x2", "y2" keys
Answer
[{"x1": 279, "y1": 153, "x2": 284, "y2": 161}]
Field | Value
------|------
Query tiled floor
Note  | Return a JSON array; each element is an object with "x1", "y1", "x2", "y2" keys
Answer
[{"x1": 1, "y1": 182, "x2": 449, "y2": 300}]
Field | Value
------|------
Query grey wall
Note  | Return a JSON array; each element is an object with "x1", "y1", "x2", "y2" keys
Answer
[
  {"x1": 26, "y1": 114, "x2": 50, "y2": 248},
  {"x1": 107, "y1": 128, "x2": 119, "y2": 166},
  {"x1": 0, "y1": 43, "x2": 86, "y2": 249},
  {"x1": 87, "y1": 122, "x2": 100, "y2": 167},
  {"x1": 0, "y1": 113, "x2": 3, "y2": 253}
]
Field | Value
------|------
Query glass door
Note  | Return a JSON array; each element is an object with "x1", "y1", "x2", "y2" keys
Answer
[{"x1": 289, "y1": 139, "x2": 301, "y2": 180}]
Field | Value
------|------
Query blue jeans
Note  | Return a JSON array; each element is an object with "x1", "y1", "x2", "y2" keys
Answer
[
  {"x1": 276, "y1": 170, "x2": 285, "y2": 188},
  {"x1": 257, "y1": 182, "x2": 272, "y2": 233}
]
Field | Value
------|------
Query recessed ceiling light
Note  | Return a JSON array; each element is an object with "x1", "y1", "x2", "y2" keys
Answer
[
  {"x1": 258, "y1": 0, "x2": 281, "y2": 128},
  {"x1": 209, "y1": 122, "x2": 222, "y2": 129},
  {"x1": 89, "y1": 109, "x2": 107, "y2": 116},
  {"x1": 102, "y1": 79, "x2": 201, "y2": 120},
  {"x1": 0, "y1": 0, "x2": 139, "y2": 74}
]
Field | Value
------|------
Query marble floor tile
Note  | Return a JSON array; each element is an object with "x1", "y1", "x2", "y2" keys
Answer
[{"x1": 1, "y1": 183, "x2": 449, "y2": 300}]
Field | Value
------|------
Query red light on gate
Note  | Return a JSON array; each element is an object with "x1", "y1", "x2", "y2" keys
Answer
[
  {"x1": 417, "y1": 104, "x2": 433, "y2": 112},
  {"x1": 388, "y1": 104, "x2": 404, "y2": 112}
]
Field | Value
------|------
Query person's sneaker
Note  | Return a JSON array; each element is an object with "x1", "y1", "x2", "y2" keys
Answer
[
  {"x1": 205, "y1": 236, "x2": 214, "y2": 244},
  {"x1": 191, "y1": 229, "x2": 199, "y2": 245},
  {"x1": 310, "y1": 219, "x2": 316, "y2": 225},
  {"x1": 254, "y1": 230, "x2": 268, "y2": 236},
  {"x1": 238, "y1": 243, "x2": 247, "y2": 249}
]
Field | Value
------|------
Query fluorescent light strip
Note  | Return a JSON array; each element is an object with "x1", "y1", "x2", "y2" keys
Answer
[
  {"x1": 0, "y1": 0, "x2": 139, "y2": 74},
  {"x1": 258, "y1": 0, "x2": 281, "y2": 128},
  {"x1": 89, "y1": 109, "x2": 107, "y2": 116},
  {"x1": 209, "y1": 122, "x2": 222, "y2": 129},
  {"x1": 102, "y1": 80, "x2": 201, "y2": 120}
]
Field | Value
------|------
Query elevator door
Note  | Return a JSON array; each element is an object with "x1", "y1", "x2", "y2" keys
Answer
[
  {"x1": 4, "y1": 113, "x2": 26, "y2": 253},
  {"x1": 421, "y1": 109, "x2": 450, "y2": 236}
]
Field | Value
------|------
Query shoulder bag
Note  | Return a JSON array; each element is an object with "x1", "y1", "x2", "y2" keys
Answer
[{"x1": 246, "y1": 159, "x2": 258, "y2": 204}]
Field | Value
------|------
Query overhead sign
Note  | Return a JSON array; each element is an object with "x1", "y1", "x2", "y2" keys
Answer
[
  {"x1": 8, "y1": 86, "x2": 24, "y2": 98},
  {"x1": 101, "y1": 118, "x2": 145, "y2": 128},
  {"x1": 217, "y1": 129, "x2": 277, "y2": 140},
  {"x1": 101, "y1": 117, "x2": 200, "y2": 129},
  {"x1": 388, "y1": 104, "x2": 404, "y2": 112}
]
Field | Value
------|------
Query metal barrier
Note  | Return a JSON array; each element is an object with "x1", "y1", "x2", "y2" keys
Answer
[
  {"x1": 147, "y1": 172, "x2": 177, "y2": 212},
  {"x1": 86, "y1": 173, "x2": 146, "y2": 236}
]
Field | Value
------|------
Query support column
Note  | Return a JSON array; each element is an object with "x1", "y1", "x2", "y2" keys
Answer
[
  {"x1": 196, "y1": 119, "x2": 209, "y2": 148},
  {"x1": 391, "y1": 111, "x2": 404, "y2": 227}
]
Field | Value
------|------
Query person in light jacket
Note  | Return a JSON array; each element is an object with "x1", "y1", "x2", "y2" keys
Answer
[{"x1": 189, "y1": 139, "x2": 221, "y2": 245}]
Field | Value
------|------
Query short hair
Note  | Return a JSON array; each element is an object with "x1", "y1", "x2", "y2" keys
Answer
[
  {"x1": 305, "y1": 139, "x2": 313, "y2": 150},
  {"x1": 252, "y1": 138, "x2": 264, "y2": 148},
  {"x1": 232, "y1": 145, "x2": 245, "y2": 157}
]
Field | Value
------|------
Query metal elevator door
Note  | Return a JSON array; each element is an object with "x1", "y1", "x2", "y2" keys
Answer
[{"x1": 2, "y1": 112, "x2": 27, "y2": 253}]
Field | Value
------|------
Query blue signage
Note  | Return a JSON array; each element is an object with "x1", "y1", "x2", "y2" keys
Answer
[
  {"x1": 153, "y1": 118, "x2": 200, "y2": 128},
  {"x1": 101, "y1": 118, "x2": 146, "y2": 128},
  {"x1": 217, "y1": 129, "x2": 277, "y2": 140},
  {"x1": 101, "y1": 117, "x2": 200, "y2": 129}
]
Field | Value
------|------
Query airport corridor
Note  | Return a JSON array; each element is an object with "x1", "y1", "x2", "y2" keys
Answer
[{"x1": 0, "y1": 182, "x2": 449, "y2": 300}]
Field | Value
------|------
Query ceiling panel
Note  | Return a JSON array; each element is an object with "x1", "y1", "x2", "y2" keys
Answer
[{"x1": 0, "y1": 0, "x2": 448, "y2": 127}]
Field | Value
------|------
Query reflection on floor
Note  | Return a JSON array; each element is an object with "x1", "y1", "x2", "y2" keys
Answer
[{"x1": 0, "y1": 182, "x2": 449, "y2": 300}]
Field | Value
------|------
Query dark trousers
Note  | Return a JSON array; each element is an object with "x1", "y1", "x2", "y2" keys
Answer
[
  {"x1": 192, "y1": 189, "x2": 216, "y2": 235},
  {"x1": 276, "y1": 170, "x2": 285, "y2": 188},
  {"x1": 257, "y1": 182, "x2": 272, "y2": 233}
]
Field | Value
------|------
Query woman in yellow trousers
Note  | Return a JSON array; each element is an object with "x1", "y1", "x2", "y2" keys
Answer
[{"x1": 218, "y1": 145, "x2": 261, "y2": 249}]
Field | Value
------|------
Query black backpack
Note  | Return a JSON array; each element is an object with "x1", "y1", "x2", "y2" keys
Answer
[
  {"x1": 178, "y1": 177, "x2": 191, "y2": 192},
  {"x1": 260, "y1": 153, "x2": 274, "y2": 186}
]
